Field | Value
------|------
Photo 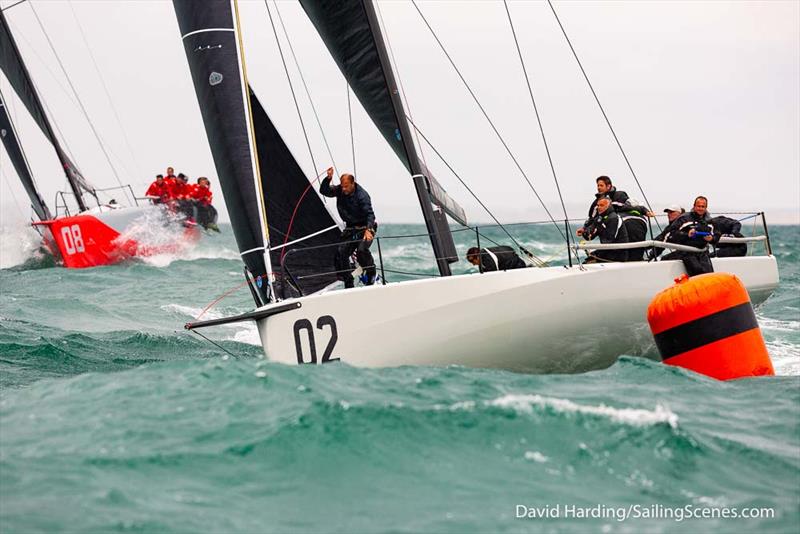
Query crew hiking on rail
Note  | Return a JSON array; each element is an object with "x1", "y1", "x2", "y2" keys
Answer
[{"x1": 145, "y1": 166, "x2": 219, "y2": 232}]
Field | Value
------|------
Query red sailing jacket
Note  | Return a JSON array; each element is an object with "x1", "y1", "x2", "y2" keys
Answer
[
  {"x1": 190, "y1": 184, "x2": 213, "y2": 206},
  {"x1": 145, "y1": 181, "x2": 170, "y2": 201}
]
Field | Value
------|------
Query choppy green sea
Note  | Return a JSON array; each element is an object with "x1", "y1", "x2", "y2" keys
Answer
[{"x1": 1, "y1": 223, "x2": 798, "y2": 533}]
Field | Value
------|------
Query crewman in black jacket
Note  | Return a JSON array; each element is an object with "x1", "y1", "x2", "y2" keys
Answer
[
  {"x1": 582, "y1": 196, "x2": 629, "y2": 263},
  {"x1": 320, "y1": 168, "x2": 377, "y2": 288},
  {"x1": 661, "y1": 196, "x2": 715, "y2": 275},
  {"x1": 466, "y1": 245, "x2": 527, "y2": 272},
  {"x1": 711, "y1": 215, "x2": 747, "y2": 257},
  {"x1": 577, "y1": 176, "x2": 631, "y2": 238}
]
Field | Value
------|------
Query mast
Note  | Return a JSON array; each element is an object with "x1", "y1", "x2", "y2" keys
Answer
[
  {"x1": 173, "y1": 0, "x2": 274, "y2": 304},
  {"x1": 299, "y1": 0, "x2": 465, "y2": 276},
  {"x1": 0, "y1": 10, "x2": 89, "y2": 212},
  {"x1": 361, "y1": 0, "x2": 454, "y2": 276},
  {"x1": 0, "y1": 89, "x2": 52, "y2": 221}
]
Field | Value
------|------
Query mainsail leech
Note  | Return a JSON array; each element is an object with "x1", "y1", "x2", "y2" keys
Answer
[
  {"x1": 298, "y1": 0, "x2": 464, "y2": 275},
  {"x1": 0, "y1": 9, "x2": 91, "y2": 212}
]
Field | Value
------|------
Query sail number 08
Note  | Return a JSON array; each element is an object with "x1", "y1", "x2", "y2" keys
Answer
[
  {"x1": 293, "y1": 316, "x2": 339, "y2": 364},
  {"x1": 60, "y1": 224, "x2": 85, "y2": 255}
]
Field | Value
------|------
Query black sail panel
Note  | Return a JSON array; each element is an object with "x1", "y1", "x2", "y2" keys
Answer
[
  {"x1": 0, "y1": 10, "x2": 91, "y2": 210},
  {"x1": 300, "y1": 0, "x2": 466, "y2": 274},
  {"x1": 173, "y1": 0, "x2": 269, "y2": 302},
  {"x1": 298, "y1": 0, "x2": 412, "y2": 171},
  {"x1": 249, "y1": 88, "x2": 340, "y2": 297},
  {"x1": 0, "y1": 11, "x2": 51, "y2": 146},
  {"x1": 0, "y1": 91, "x2": 51, "y2": 221}
]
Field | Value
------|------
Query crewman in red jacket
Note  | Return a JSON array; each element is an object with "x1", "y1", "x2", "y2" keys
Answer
[
  {"x1": 191, "y1": 177, "x2": 218, "y2": 231},
  {"x1": 144, "y1": 174, "x2": 169, "y2": 203},
  {"x1": 191, "y1": 177, "x2": 213, "y2": 206}
]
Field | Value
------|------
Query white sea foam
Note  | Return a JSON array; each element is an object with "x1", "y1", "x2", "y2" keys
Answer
[
  {"x1": 160, "y1": 303, "x2": 260, "y2": 346},
  {"x1": 767, "y1": 339, "x2": 800, "y2": 376},
  {"x1": 758, "y1": 315, "x2": 800, "y2": 333},
  {"x1": 0, "y1": 224, "x2": 42, "y2": 268},
  {"x1": 524, "y1": 451, "x2": 549, "y2": 463},
  {"x1": 487, "y1": 394, "x2": 679, "y2": 428},
  {"x1": 110, "y1": 209, "x2": 239, "y2": 268}
]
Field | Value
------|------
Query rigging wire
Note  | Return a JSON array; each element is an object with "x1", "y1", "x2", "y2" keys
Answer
[
  {"x1": 9, "y1": 22, "x2": 81, "y2": 171},
  {"x1": 373, "y1": 0, "x2": 430, "y2": 172},
  {"x1": 1, "y1": 0, "x2": 26, "y2": 13},
  {"x1": 546, "y1": 0, "x2": 659, "y2": 230},
  {"x1": 188, "y1": 330, "x2": 241, "y2": 360},
  {"x1": 405, "y1": 115, "x2": 547, "y2": 266},
  {"x1": 346, "y1": 82, "x2": 356, "y2": 177},
  {"x1": 264, "y1": 0, "x2": 319, "y2": 181},
  {"x1": 502, "y1": 0, "x2": 575, "y2": 265},
  {"x1": 28, "y1": 2, "x2": 132, "y2": 203},
  {"x1": 1, "y1": 168, "x2": 28, "y2": 219},
  {"x1": 272, "y1": 1, "x2": 338, "y2": 175},
  {"x1": 410, "y1": 0, "x2": 566, "y2": 243},
  {"x1": 67, "y1": 0, "x2": 142, "y2": 185}
]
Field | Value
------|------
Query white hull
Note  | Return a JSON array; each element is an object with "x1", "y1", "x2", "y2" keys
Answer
[{"x1": 255, "y1": 256, "x2": 778, "y2": 373}]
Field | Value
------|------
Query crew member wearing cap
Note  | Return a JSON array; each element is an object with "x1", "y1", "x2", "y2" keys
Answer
[{"x1": 649, "y1": 204, "x2": 685, "y2": 259}]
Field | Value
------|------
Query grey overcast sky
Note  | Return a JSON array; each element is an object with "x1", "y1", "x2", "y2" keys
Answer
[{"x1": 1, "y1": 0, "x2": 798, "y2": 229}]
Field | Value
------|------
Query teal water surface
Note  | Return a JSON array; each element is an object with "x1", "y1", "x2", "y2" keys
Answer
[{"x1": 1, "y1": 223, "x2": 798, "y2": 533}]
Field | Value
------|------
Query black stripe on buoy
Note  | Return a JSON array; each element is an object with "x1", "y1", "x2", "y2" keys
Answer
[{"x1": 654, "y1": 302, "x2": 758, "y2": 359}]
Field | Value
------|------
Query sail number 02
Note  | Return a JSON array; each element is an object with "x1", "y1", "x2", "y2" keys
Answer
[
  {"x1": 293, "y1": 316, "x2": 339, "y2": 364},
  {"x1": 60, "y1": 224, "x2": 85, "y2": 255}
]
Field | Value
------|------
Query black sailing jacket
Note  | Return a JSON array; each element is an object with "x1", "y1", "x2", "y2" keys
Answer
[
  {"x1": 478, "y1": 246, "x2": 527, "y2": 272},
  {"x1": 320, "y1": 178, "x2": 376, "y2": 230}
]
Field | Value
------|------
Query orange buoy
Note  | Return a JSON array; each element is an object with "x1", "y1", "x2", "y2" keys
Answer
[{"x1": 647, "y1": 273, "x2": 774, "y2": 380}]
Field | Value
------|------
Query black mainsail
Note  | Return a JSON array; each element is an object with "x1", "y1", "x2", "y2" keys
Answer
[
  {"x1": 0, "y1": 10, "x2": 92, "y2": 212},
  {"x1": 298, "y1": 0, "x2": 465, "y2": 276},
  {"x1": 0, "y1": 90, "x2": 52, "y2": 221}
]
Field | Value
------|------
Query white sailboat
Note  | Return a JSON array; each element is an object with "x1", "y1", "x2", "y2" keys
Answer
[{"x1": 176, "y1": 0, "x2": 778, "y2": 373}]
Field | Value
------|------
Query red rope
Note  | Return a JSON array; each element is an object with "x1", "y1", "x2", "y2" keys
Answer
[
  {"x1": 280, "y1": 170, "x2": 328, "y2": 263},
  {"x1": 197, "y1": 170, "x2": 331, "y2": 321}
]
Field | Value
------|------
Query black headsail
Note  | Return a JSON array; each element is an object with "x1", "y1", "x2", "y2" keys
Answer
[
  {"x1": 0, "y1": 90, "x2": 51, "y2": 221},
  {"x1": 249, "y1": 88, "x2": 341, "y2": 298},
  {"x1": 299, "y1": 0, "x2": 466, "y2": 276},
  {"x1": 0, "y1": 10, "x2": 92, "y2": 212},
  {"x1": 173, "y1": 0, "x2": 273, "y2": 304}
]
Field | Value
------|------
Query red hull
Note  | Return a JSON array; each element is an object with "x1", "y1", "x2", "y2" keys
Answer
[{"x1": 33, "y1": 208, "x2": 200, "y2": 268}]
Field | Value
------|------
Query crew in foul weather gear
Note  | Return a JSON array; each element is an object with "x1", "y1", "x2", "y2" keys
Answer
[
  {"x1": 661, "y1": 196, "x2": 715, "y2": 275},
  {"x1": 582, "y1": 196, "x2": 629, "y2": 263},
  {"x1": 320, "y1": 168, "x2": 377, "y2": 288},
  {"x1": 466, "y1": 245, "x2": 527, "y2": 272},
  {"x1": 145, "y1": 174, "x2": 170, "y2": 203},
  {"x1": 710, "y1": 215, "x2": 747, "y2": 257}
]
